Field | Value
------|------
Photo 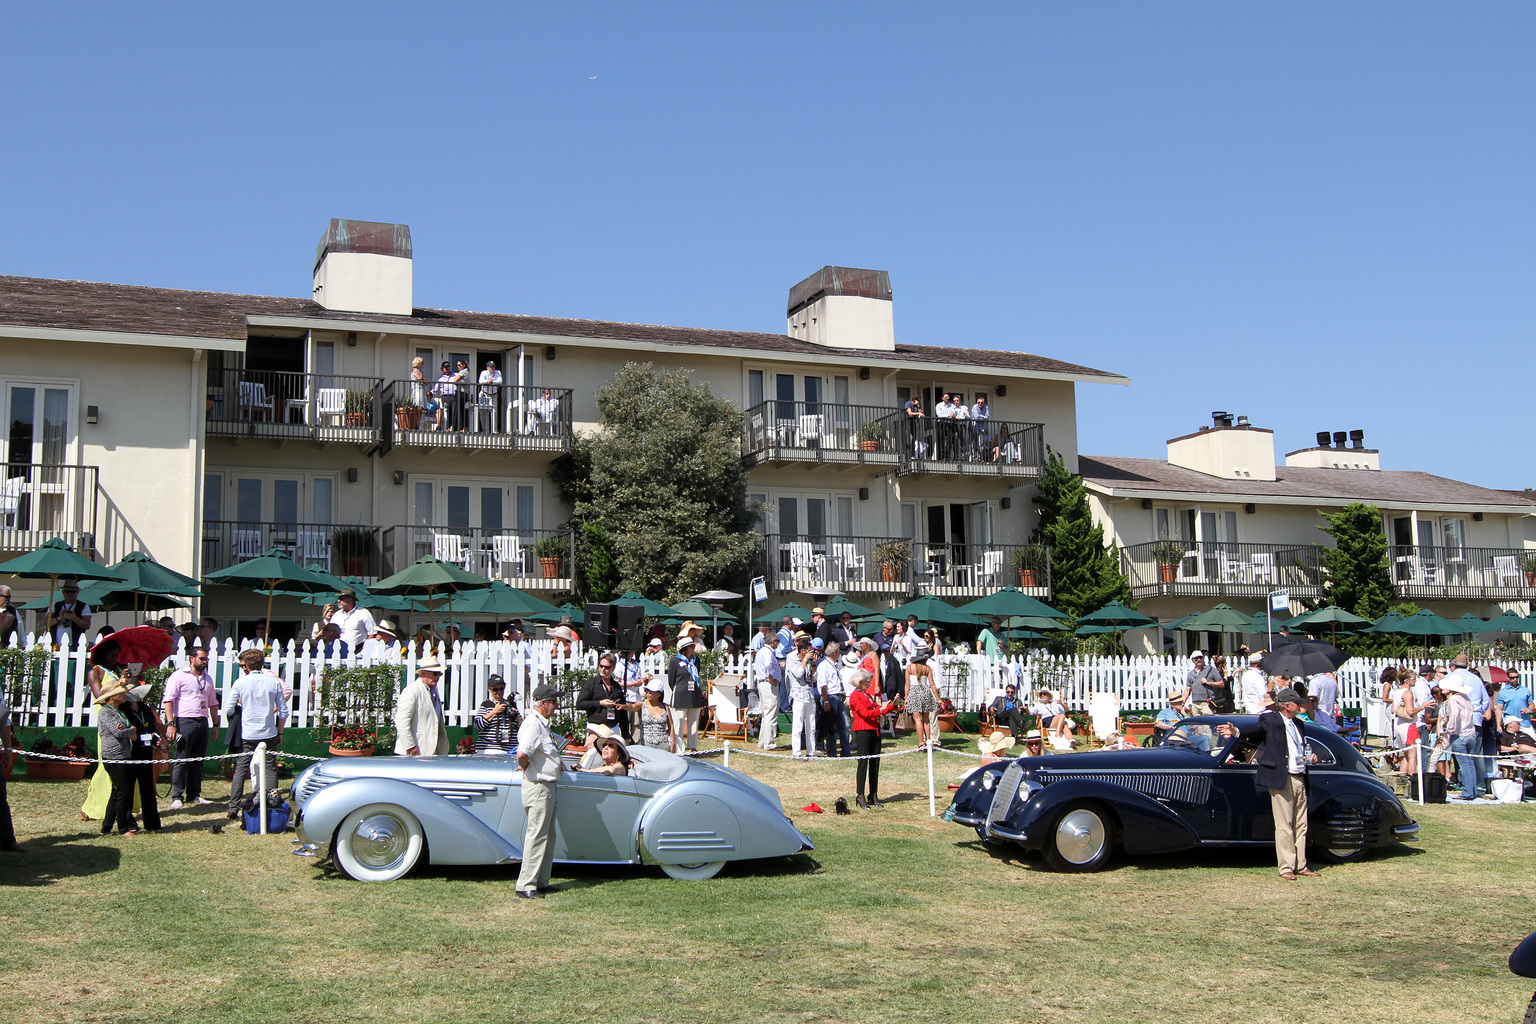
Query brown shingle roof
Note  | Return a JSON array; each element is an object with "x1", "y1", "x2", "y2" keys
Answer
[
  {"x1": 1080, "y1": 455, "x2": 1536, "y2": 509},
  {"x1": 0, "y1": 275, "x2": 1126, "y2": 381}
]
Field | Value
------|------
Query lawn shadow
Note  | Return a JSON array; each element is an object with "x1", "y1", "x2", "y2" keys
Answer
[
  {"x1": 304, "y1": 852, "x2": 824, "y2": 888},
  {"x1": 0, "y1": 832, "x2": 122, "y2": 886}
]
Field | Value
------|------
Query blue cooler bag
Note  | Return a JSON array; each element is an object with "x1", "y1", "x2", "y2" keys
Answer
[{"x1": 243, "y1": 800, "x2": 292, "y2": 834}]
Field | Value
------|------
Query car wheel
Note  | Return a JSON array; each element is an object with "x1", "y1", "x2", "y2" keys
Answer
[
  {"x1": 1041, "y1": 803, "x2": 1112, "y2": 873},
  {"x1": 332, "y1": 803, "x2": 425, "y2": 882},
  {"x1": 658, "y1": 860, "x2": 726, "y2": 881},
  {"x1": 1311, "y1": 844, "x2": 1368, "y2": 865}
]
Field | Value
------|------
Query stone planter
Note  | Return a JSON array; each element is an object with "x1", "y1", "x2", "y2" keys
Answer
[
  {"x1": 1122, "y1": 722, "x2": 1157, "y2": 742},
  {"x1": 25, "y1": 758, "x2": 91, "y2": 781}
]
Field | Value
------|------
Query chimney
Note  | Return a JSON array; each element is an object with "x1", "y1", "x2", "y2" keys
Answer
[
  {"x1": 312, "y1": 219, "x2": 413, "y2": 315},
  {"x1": 1349, "y1": 429, "x2": 1365, "y2": 449},
  {"x1": 1315, "y1": 430, "x2": 1331, "y2": 448},
  {"x1": 1212, "y1": 411, "x2": 1233, "y2": 428},
  {"x1": 1332, "y1": 431, "x2": 1347, "y2": 449},
  {"x1": 786, "y1": 267, "x2": 894, "y2": 351}
]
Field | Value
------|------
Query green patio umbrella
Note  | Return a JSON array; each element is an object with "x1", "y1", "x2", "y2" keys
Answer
[
  {"x1": 1365, "y1": 610, "x2": 1407, "y2": 633},
  {"x1": 529, "y1": 602, "x2": 584, "y2": 625},
  {"x1": 0, "y1": 537, "x2": 127, "y2": 639},
  {"x1": 874, "y1": 595, "x2": 982, "y2": 627},
  {"x1": 105, "y1": 549, "x2": 202, "y2": 597},
  {"x1": 612, "y1": 591, "x2": 684, "y2": 620},
  {"x1": 1367, "y1": 608, "x2": 1462, "y2": 637},
  {"x1": 957, "y1": 586, "x2": 1066, "y2": 621},
  {"x1": 1285, "y1": 605, "x2": 1371, "y2": 631},
  {"x1": 670, "y1": 599, "x2": 740, "y2": 626},
  {"x1": 204, "y1": 548, "x2": 339, "y2": 634},
  {"x1": 1450, "y1": 613, "x2": 1488, "y2": 635},
  {"x1": 1075, "y1": 600, "x2": 1156, "y2": 630},
  {"x1": 821, "y1": 595, "x2": 878, "y2": 619},
  {"x1": 1161, "y1": 613, "x2": 1198, "y2": 631},
  {"x1": 1481, "y1": 610, "x2": 1531, "y2": 633},
  {"x1": 765, "y1": 601, "x2": 815, "y2": 623},
  {"x1": 452, "y1": 581, "x2": 558, "y2": 618},
  {"x1": 370, "y1": 556, "x2": 492, "y2": 633},
  {"x1": 1176, "y1": 603, "x2": 1256, "y2": 654}
]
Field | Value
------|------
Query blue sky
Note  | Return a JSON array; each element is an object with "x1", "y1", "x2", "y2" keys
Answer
[{"x1": 2, "y1": 4, "x2": 1531, "y2": 488}]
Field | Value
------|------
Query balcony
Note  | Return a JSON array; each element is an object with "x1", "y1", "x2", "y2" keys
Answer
[
  {"x1": 762, "y1": 535, "x2": 1051, "y2": 600},
  {"x1": 1390, "y1": 545, "x2": 1536, "y2": 601},
  {"x1": 206, "y1": 369, "x2": 381, "y2": 445},
  {"x1": 0, "y1": 464, "x2": 99, "y2": 557},
  {"x1": 381, "y1": 525, "x2": 575, "y2": 592},
  {"x1": 743, "y1": 401, "x2": 904, "y2": 470},
  {"x1": 202, "y1": 521, "x2": 384, "y2": 579},
  {"x1": 384, "y1": 382, "x2": 573, "y2": 455},
  {"x1": 1122, "y1": 540, "x2": 1327, "y2": 601},
  {"x1": 742, "y1": 401, "x2": 1047, "y2": 479}
]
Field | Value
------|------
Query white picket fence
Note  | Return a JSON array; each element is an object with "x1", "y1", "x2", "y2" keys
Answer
[{"x1": 6, "y1": 633, "x2": 1530, "y2": 743}]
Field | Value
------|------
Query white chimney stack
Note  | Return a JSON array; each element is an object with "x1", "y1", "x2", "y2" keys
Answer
[
  {"x1": 786, "y1": 266, "x2": 895, "y2": 351},
  {"x1": 312, "y1": 219, "x2": 413, "y2": 316}
]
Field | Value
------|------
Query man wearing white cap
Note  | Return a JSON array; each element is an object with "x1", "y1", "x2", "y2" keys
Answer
[
  {"x1": 753, "y1": 629, "x2": 782, "y2": 750},
  {"x1": 786, "y1": 633, "x2": 819, "y2": 759},
  {"x1": 1240, "y1": 653, "x2": 1269, "y2": 715},
  {"x1": 1186, "y1": 651, "x2": 1224, "y2": 716},
  {"x1": 668, "y1": 637, "x2": 704, "y2": 752}
]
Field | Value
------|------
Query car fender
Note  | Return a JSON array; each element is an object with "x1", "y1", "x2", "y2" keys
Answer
[
  {"x1": 638, "y1": 779, "x2": 808, "y2": 866},
  {"x1": 1308, "y1": 773, "x2": 1417, "y2": 846},
  {"x1": 1015, "y1": 780, "x2": 1200, "y2": 856},
  {"x1": 304, "y1": 777, "x2": 519, "y2": 866}
]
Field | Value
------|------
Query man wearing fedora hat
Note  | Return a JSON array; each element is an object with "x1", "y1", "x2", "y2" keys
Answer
[
  {"x1": 516, "y1": 684, "x2": 565, "y2": 898},
  {"x1": 668, "y1": 636, "x2": 705, "y2": 752},
  {"x1": 394, "y1": 656, "x2": 450, "y2": 757},
  {"x1": 331, "y1": 587, "x2": 375, "y2": 652},
  {"x1": 1218, "y1": 687, "x2": 1321, "y2": 879}
]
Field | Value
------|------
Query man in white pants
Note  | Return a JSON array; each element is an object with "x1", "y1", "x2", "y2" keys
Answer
[
  {"x1": 786, "y1": 635, "x2": 819, "y2": 759},
  {"x1": 1240, "y1": 652, "x2": 1269, "y2": 714},
  {"x1": 515, "y1": 684, "x2": 564, "y2": 899},
  {"x1": 753, "y1": 634, "x2": 782, "y2": 750}
]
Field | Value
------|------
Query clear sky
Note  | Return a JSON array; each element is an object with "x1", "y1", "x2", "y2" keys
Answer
[{"x1": 2, "y1": 4, "x2": 1531, "y2": 488}]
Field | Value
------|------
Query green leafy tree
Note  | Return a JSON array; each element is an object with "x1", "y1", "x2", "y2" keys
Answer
[
  {"x1": 1317, "y1": 503, "x2": 1394, "y2": 620},
  {"x1": 1031, "y1": 450, "x2": 1133, "y2": 619},
  {"x1": 552, "y1": 362, "x2": 760, "y2": 604}
]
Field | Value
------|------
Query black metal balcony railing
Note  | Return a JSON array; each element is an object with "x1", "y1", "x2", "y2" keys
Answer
[
  {"x1": 202, "y1": 521, "x2": 383, "y2": 579},
  {"x1": 1390, "y1": 545, "x2": 1536, "y2": 600},
  {"x1": 897, "y1": 415, "x2": 1047, "y2": 477},
  {"x1": 384, "y1": 381, "x2": 574, "y2": 453},
  {"x1": 1122, "y1": 540, "x2": 1327, "y2": 600},
  {"x1": 206, "y1": 368, "x2": 382, "y2": 442},
  {"x1": 381, "y1": 525, "x2": 576, "y2": 589},
  {"x1": 761, "y1": 534, "x2": 1050, "y2": 597},
  {"x1": 742, "y1": 401, "x2": 904, "y2": 467},
  {"x1": 0, "y1": 464, "x2": 99, "y2": 557}
]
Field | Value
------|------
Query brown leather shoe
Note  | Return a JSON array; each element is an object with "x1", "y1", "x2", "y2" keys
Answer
[{"x1": 1296, "y1": 868, "x2": 1321, "y2": 877}]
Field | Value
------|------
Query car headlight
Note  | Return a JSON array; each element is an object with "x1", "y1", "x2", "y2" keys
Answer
[{"x1": 981, "y1": 773, "x2": 995, "y2": 791}]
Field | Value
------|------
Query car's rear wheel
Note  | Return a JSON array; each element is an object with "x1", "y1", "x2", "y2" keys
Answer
[
  {"x1": 1041, "y1": 803, "x2": 1112, "y2": 872},
  {"x1": 333, "y1": 803, "x2": 425, "y2": 882},
  {"x1": 659, "y1": 860, "x2": 726, "y2": 880}
]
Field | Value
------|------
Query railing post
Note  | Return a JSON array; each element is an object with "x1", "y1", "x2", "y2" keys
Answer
[{"x1": 256, "y1": 740, "x2": 269, "y2": 835}]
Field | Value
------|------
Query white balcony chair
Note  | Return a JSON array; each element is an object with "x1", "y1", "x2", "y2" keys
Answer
[
  {"x1": 232, "y1": 528, "x2": 264, "y2": 561},
  {"x1": 237, "y1": 381, "x2": 274, "y2": 421},
  {"x1": 433, "y1": 532, "x2": 473, "y2": 571},
  {"x1": 1249, "y1": 552, "x2": 1276, "y2": 584},
  {"x1": 285, "y1": 386, "x2": 310, "y2": 424},
  {"x1": 296, "y1": 528, "x2": 331, "y2": 567},
  {"x1": 490, "y1": 534, "x2": 526, "y2": 577},
  {"x1": 1492, "y1": 555, "x2": 1520, "y2": 587},
  {"x1": 973, "y1": 549, "x2": 1005, "y2": 588},
  {"x1": 315, "y1": 388, "x2": 346, "y2": 426},
  {"x1": 796, "y1": 414, "x2": 823, "y2": 447},
  {"x1": 0, "y1": 475, "x2": 23, "y2": 528},
  {"x1": 831, "y1": 542, "x2": 866, "y2": 582},
  {"x1": 786, "y1": 541, "x2": 817, "y2": 583},
  {"x1": 1221, "y1": 554, "x2": 1244, "y2": 584}
]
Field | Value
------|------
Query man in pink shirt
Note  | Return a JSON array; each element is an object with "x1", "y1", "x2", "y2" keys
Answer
[{"x1": 162, "y1": 646, "x2": 219, "y2": 809}]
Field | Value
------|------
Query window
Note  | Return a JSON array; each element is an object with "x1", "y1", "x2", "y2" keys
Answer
[
  {"x1": 212, "y1": 470, "x2": 338, "y2": 525},
  {"x1": 747, "y1": 370, "x2": 764, "y2": 409},
  {"x1": 4, "y1": 380, "x2": 75, "y2": 468}
]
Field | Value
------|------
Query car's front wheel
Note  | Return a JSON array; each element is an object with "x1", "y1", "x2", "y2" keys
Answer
[
  {"x1": 659, "y1": 860, "x2": 726, "y2": 880},
  {"x1": 1310, "y1": 844, "x2": 1368, "y2": 864},
  {"x1": 1041, "y1": 803, "x2": 1112, "y2": 872},
  {"x1": 333, "y1": 803, "x2": 425, "y2": 882}
]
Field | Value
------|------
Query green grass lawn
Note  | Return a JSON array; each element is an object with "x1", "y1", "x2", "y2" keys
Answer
[{"x1": 1, "y1": 736, "x2": 1532, "y2": 1024}]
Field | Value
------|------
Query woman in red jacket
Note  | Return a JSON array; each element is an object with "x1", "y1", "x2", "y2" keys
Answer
[{"x1": 849, "y1": 669, "x2": 896, "y2": 810}]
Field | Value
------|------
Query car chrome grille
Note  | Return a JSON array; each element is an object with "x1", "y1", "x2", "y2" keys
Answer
[
  {"x1": 987, "y1": 763, "x2": 1027, "y2": 834},
  {"x1": 295, "y1": 771, "x2": 336, "y2": 805},
  {"x1": 1037, "y1": 770, "x2": 1211, "y2": 805},
  {"x1": 417, "y1": 782, "x2": 499, "y2": 803}
]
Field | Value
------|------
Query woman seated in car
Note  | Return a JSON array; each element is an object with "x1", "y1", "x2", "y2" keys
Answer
[{"x1": 578, "y1": 736, "x2": 632, "y2": 776}]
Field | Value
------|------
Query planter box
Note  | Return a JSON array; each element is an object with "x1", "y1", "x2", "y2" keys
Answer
[
  {"x1": 329, "y1": 745, "x2": 375, "y2": 757},
  {"x1": 1122, "y1": 722, "x2": 1157, "y2": 741},
  {"x1": 25, "y1": 758, "x2": 91, "y2": 781},
  {"x1": 539, "y1": 557, "x2": 562, "y2": 578},
  {"x1": 936, "y1": 713, "x2": 961, "y2": 734}
]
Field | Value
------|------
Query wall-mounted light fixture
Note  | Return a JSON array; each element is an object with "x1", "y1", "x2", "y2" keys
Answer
[
  {"x1": 1473, "y1": 511, "x2": 1484, "y2": 522},
  {"x1": 996, "y1": 384, "x2": 1007, "y2": 397},
  {"x1": 347, "y1": 468, "x2": 358, "y2": 483},
  {"x1": 346, "y1": 331, "x2": 358, "y2": 347},
  {"x1": 1000, "y1": 496, "x2": 1012, "y2": 510},
  {"x1": 858, "y1": 487, "x2": 870, "y2": 500},
  {"x1": 1245, "y1": 503, "x2": 1257, "y2": 514},
  {"x1": 858, "y1": 367, "x2": 870, "y2": 380},
  {"x1": 546, "y1": 345, "x2": 557, "y2": 360},
  {"x1": 86, "y1": 406, "x2": 99, "y2": 425},
  {"x1": 393, "y1": 470, "x2": 405, "y2": 485},
  {"x1": 1140, "y1": 498, "x2": 1153, "y2": 510}
]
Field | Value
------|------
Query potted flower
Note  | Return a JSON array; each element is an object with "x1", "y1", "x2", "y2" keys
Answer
[
  {"x1": 394, "y1": 393, "x2": 423, "y2": 430},
  {"x1": 333, "y1": 526, "x2": 373, "y2": 576},
  {"x1": 1149, "y1": 537, "x2": 1187, "y2": 584},
  {"x1": 327, "y1": 725, "x2": 378, "y2": 757},
  {"x1": 858, "y1": 419, "x2": 885, "y2": 452},
  {"x1": 24, "y1": 736, "x2": 91, "y2": 780},
  {"x1": 534, "y1": 535, "x2": 566, "y2": 578},
  {"x1": 873, "y1": 540, "x2": 910, "y2": 584},
  {"x1": 344, "y1": 389, "x2": 374, "y2": 428},
  {"x1": 316, "y1": 664, "x2": 400, "y2": 757},
  {"x1": 1520, "y1": 552, "x2": 1536, "y2": 587},
  {"x1": 1010, "y1": 545, "x2": 1047, "y2": 588},
  {"x1": 1120, "y1": 714, "x2": 1157, "y2": 741},
  {"x1": 935, "y1": 697, "x2": 960, "y2": 733}
]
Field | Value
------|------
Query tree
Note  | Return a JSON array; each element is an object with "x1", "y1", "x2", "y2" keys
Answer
[
  {"x1": 1317, "y1": 502, "x2": 1394, "y2": 619},
  {"x1": 1031, "y1": 450, "x2": 1132, "y2": 618},
  {"x1": 552, "y1": 363, "x2": 760, "y2": 604}
]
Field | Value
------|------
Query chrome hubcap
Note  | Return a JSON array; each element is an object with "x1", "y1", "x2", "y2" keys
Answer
[
  {"x1": 349, "y1": 813, "x2": 409, "y2": 869},
  {"x1": 1055, "y1": 810, "x2": 1106, "y2": 864}
]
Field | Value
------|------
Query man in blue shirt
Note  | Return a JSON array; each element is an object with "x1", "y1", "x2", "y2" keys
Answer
[{"x1": 1496, "y1": 668, "x2": 1533, "y2": 729}]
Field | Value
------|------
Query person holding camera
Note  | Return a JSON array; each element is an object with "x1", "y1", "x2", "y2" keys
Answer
[
  {"x1": 786, "y1": 634, "x2": 820, "y2": 759},
  {"x1": 473, "y1": 675, "x2": 520, "y2": 754},
  {"x1": 577, "y1": 655, "x2": 631, "y2": 739}
]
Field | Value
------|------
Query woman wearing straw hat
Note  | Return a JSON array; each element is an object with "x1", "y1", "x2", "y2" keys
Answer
[
  {"x1": 977, "y1": 730, "x2": 1016, "y2": 767},
  {"x1": 95, "y1": 675, "x2": 160, "y2": 835}
]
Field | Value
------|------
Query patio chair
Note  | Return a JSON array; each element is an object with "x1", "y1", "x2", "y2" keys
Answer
[
  {"x1": 433, "y1": 532, "x2": 473, "y2": 571},
  {"x1": 237, "y1": 381, "x2": 274, "y2": 421},
  {"x1": 232, "y1": 528, "x2": 264, "y2": 561},
  {"x1": 0, "y1": 475, "x2": 23, "y2": 529},
  {"x1": 706, "y1": 673, "x2": 750, "y2": 742},
  {"x1": 296, "y1": 528, "x2": 331, "y2": 566},
  {"x1": 285, "y1": 385, "x2": 310, "y2": 424},
  {"x1": 315, "y1": 388, "x2": 346, "y2": 426},
  {"x1": 973, "y1": 549, "x2": 1005, "y2": 588},
  {"x1": 796, "y1": 413, "x2": 823, "y2": 448},
  {"x1": 831, "y1": 542, "x2": 866, "y2": 583},
  {"x1": 1249, "y1": 552, "x2": 1276, "y2": 584},
  {"x1": 1492, "y1": 555, "x2": 1520, "y2": 587},
  {"x1": 1221, "y1": 554, "x2": 1244, "y2": 584},
  {"x1": 490, "y1": 534, "x2": 526, "y2": 577},
  {"x1": 787, "y1": 541, "x2": 817, "y2": 583}
]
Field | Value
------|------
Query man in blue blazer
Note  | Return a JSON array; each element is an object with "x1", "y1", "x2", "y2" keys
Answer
[{"x1": 1218, "y1": 687, "x2": 1320, "y2": 880}]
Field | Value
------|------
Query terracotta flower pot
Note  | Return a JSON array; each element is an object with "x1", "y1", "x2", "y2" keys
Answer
[
  {"x1": 860, "y1": 440, "x2": 878, "y2": 452},
  {"x1": 1158, "y1": 563, "x2": 1177, "y2": 583},
  {"x1": 396, "y1": 408, "x2": 422, "y2": 430},
  {"x1": 1123, "y1": 722, "x2": 1156, "y2": 740},
  {"x1": 1018, "y1": 569, "x2": 1038, "y2": 587},
  {"x1": 937, "y1": 713, "x2": 961, "y2": 733},
  {"x1": 539, "y1": 556, "x2": 562, "y2": 578},
  {"x1": 880, "y1": 564, "x2": 899, "y2": 584},
  {"x1": 25, "y1": 758, "x2": 91, "y2": 781},
  {"x1": 344, "y1": 412, "x2": 369, "y2": 427},
  {"x1": 328, "y1": 745, "x2": 375, "y2": 757}
]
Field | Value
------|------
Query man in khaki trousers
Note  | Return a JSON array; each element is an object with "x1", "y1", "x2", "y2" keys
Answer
[
  {"x1": 515, "y1": 684, "x2": 564, "y2": 898},
  {"x1": 1218, "y1": 686, "x2": 1319, "y2": 880}
]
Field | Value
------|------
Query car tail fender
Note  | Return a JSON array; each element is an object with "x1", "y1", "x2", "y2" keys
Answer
[
  {"x1": 1022, "y1": 780, "x2": 1200, "y2": 856},
  {"x1": 638, "y1": 779, "x2": 808, "y2": 865},
  {"x1": 304, "y1": 777, "x2": 519, "y2": 865}
]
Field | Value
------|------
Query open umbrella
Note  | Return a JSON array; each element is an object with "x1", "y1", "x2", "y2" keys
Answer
[
  {"x1": 93, "y1": 624, "x2": 176, "y2": 670},
  {"x1": 1366, "y1": 608, "x2": 1461, "y2": 637},
  {"x1": 1285, "y1": 605, "x2": 1371, "y2": 632},
  {"x1": 0, "y1": 537, "x2": 126, "y2": 639},
  {"x1": 1261, "y1": 638, "x2": 1349, "y2": 678},
  {"x1": 528, "y1": 601, "x2": 584, "y2": 625},
  {"x1": 1482, "y1": 610, "x2": 1531, "y2": 634},
  {"x1": 873, "y1": 595, "x2": 982, "y2": 627},
  {"x1": 1450, "y1": 613, "x2": 1488, "y2": 635},
  {"x1": 1160, "y1": 613, "x2": 1198, "y2": 631},
  {"x1": 765, "y1": 601, "x2": 815, "y2": 623},
  {"x1": 204, "y1": 548, "x2": 346, "y2": 633},
  {"x1": 612, "y1": 591, "x2": 684, "y2": 621},
  {"x1": 1176, "y1": 603, "x2": 1257, "y2": 655},
  {"x1": 957, "y1": 587, "x2": 1066, "y2": 620},
  {"x1": 1075, "y1": 600, "x2": 1156, "y2": 630},
  {"x1": 671, "y1": 598, "x2": 740, "y2": 625},
  {"x1": 370, "y1": 556, "x2": 492, "y2": 633},
  {"x1": 821, "y1": 595, "x2": 878, "y2": 619},
  {"x1": 1365, "y1": 610, "x2": 1407, "y2": 633},
  {"x1": 452, "y1": 581, "x2": 558, "y2": 618},
  {"x1": 101, "y1": 550, "x2": 202, "y2": 619}
]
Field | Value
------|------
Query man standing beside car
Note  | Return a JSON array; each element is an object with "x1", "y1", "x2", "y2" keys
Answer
[
  {"x1": 516, "y1": 684, "x2": 564, "y2": 899},
  {"x1": 1217, "y1": 686, "x2": 1320, "y2": 880},
  {"x1": 394, "y1": 656, "x2": 449, "y2": 757},
  {"x1": 1186, "y1": 651, "x2": 1226, "y2": 716}
]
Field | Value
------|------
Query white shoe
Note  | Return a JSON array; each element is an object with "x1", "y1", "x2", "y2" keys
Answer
[
  {"x1": 194, "y1": 797, "x2": 214, "y2": 806},
  {"x1": 168, "y1": 799, "x2": 184, "y2": 810}
]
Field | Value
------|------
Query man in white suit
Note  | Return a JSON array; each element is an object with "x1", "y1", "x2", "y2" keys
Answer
[{"x1": 394, "y1": 655, "x2": 450, "y2": 756}]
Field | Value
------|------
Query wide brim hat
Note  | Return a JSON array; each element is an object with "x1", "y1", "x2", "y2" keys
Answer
[
  {"x1": 128, "y1": 683, "x2": 152, "y2": 702},
  {"x1": 1436, "y1": 677, "x2": 1470, "y2": 696},
  {"x1": 585, "y1": 723, "x2": 614, "y2": 740},
  {"x1": 417, "y1": 655, "x2": 445, "y2": 673},
  {"x1": 548, "y1": 625, "x2": 578, "y2": 643},
  {"x1": 94, "y1": 678, "x2": 130, "y2": 704},
  {"x1": 376, "y1": 619, "x2": 401, "y2": 637},
  {"x1": 978, "y1": 731, "x2": 1016, "y2": 756},
  {"x1": 840, "y1": 650, "x2": 862, "y2": 668},
  {"x1": 1022, "y1": 729, "x2": 1044, "y2": 742}
]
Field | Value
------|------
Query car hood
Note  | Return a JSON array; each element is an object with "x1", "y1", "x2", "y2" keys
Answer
[{"x1": 312, "y1": 754, "x2": 520, "y2": 787}]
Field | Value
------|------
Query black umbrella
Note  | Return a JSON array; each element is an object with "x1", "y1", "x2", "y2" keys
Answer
[{"x1": 1260, "y1": 639, "x2": 1348, "y2": 678}]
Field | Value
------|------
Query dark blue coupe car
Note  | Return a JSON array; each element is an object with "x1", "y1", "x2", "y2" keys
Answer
[{"x1": 949, "y1": 717, "x2": 1419, "y2": 872}]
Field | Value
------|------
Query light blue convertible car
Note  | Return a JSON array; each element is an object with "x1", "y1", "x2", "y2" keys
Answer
[{"x1": 291, "y1": 745, "x2": 812, "y2": 882}]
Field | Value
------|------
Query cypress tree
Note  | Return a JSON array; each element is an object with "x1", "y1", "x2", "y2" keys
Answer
[{"x1": 1032, "y1": 450, "x2": 1132, "y2": 618}]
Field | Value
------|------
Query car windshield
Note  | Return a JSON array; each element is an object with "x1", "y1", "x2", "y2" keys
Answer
[{"x1": 1162, "y1": 722, "x2": 1223, "y2": 757}]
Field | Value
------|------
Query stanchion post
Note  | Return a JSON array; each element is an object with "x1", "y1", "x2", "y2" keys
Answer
[
  {"x1": 723, "y1": 740, "x2": 730, "y2": 768},
  {"x1": 1417, "y1": 733, "x2": 1426, "y2": 807},
  {"x1": 927, "y1": 742, "x2": 936, "y2": 817},
  {"x1": 256, "y1": 740, "x2": 269, "y2": 835}
]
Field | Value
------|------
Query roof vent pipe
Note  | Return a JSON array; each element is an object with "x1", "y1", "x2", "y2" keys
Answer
[
  {"x1": 1236, "y1": 415, "x2": 1250, "y2": 427},
  {"x1": 1315, "y1": 431, "x2": 1331, "y2": 447},
  {"x1": 1212, "y1": 411, "x2": 1233, "y2": 428},
  {"x1": 1349, "y1": 429, "x2": 1365, "y2": 449},
  {"x1": 1332, "y1": 431, "x2": 1347, "y2": 448}
]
